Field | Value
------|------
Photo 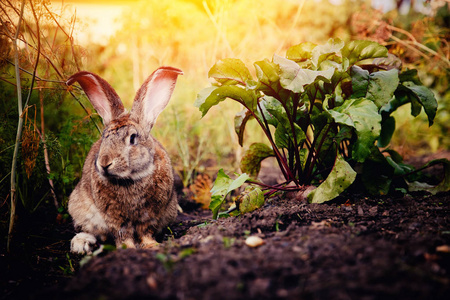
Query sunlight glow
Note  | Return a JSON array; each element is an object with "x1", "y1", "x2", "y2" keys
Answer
[
  {"x1": 53, "y1": 0, "x2": 434, "y2": 48},
  {"x1": 51, "y1": 0, "x2": 133, "y2": 45}
]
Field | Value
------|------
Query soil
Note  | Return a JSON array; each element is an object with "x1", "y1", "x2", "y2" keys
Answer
[{"x1": 1, "y1": 158, "x2": 450, "y2": 300}]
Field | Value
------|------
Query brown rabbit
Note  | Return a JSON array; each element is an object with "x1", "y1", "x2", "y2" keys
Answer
[{"x1": 66, "y1": 67, "x2": 182, "y2": 254}]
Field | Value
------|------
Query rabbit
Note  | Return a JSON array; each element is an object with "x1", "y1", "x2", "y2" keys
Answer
[{"x1": 66, "y1": 66, "x2": 183, "y2": 254}]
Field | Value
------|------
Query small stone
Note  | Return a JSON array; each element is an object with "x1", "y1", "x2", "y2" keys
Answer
[
  {"x1": 245, "y1": 236, "x2": 264, "y2": 248},
  {"x1": 146, "y1": 275, "x2": 157, "y2": 290},
  {"x1": 277, "y1": 289, "x2": 289, "y2": 297}
]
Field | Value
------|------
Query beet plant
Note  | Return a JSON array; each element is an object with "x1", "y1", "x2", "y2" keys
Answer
[{"x1": 195, "y1": 39, "x2": 448, "y2": 218}]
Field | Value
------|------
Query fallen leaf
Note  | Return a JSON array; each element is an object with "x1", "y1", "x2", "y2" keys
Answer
[
  {"x1": 190, "y1": 174, "x2": 213, "y2": 209},
  {"x1": 436, "y1": 245, "x2": 450, "y2": 253}
]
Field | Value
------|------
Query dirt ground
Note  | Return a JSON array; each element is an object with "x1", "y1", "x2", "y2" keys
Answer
[
  {"x1": 1, "y1": 186, "x2": 449, "y2": 300},
  {"x1": 1, "y1": 151, "x2": 450, "y2": 300}
]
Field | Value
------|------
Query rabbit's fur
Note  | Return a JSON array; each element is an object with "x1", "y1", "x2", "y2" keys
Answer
[{"x1": 66, "y1": 67, "x2": 182, "y2": 254}]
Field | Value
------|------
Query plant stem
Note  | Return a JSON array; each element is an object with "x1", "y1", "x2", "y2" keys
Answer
[
  {"x1": 43, "y1": 2, "x2": 81, "y2": 72},
  {"x1": 261, "y1": 94, "x2": 300, "y2": 186},
  {"x1": 8, "y1": 0, "x2": 26, "y2": 253},
  {"x1": 305, "y1": 124, "x2": 332, "y2": 184},
  {"x1": 40, "y1": 86, "x2": 59, "y2": 209},
  {"x1": 69, "y1": 91, "x2": 102, "y2": 134},
  {"x1": 248, "y1": 179, "x2": 300, "y2": 191},
  {"x1": 3, "y1": 46, "x2": 101, "y2": 135},
  {"x1": 291, "y1": 94, "x2": 303, "y2": 179},
  {"x1": 255, "y1": 101, "x2": 296, "y2": 184},
  {"x1": 203, "y1": 0, "x2": 234, "y2": 58},
  {"x1": 31, "y1": 1, "x2": 58, "y2": 208},
  {"x1": 387, "y1": 24, "x2": 450, "y2": 67},
  {"x1": 25, "y1": 1, "x2": 40, "y2": 108},
  {"x1": 303, "y1": 123, "x2": 328, "y2": 184}
]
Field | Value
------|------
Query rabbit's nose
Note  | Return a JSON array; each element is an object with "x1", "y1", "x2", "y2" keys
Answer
[
  {"x1": 99, "y1": 161, "x2": 113, "y2": 176},
  {"x1": 102, "y1": 163, "x2": 113, "y2": 172},
  {"x1": 98, "y1": 155, "x2": 113, "y2": 171}
]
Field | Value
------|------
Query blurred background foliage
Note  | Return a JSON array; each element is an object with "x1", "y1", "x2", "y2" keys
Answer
[{"x1": 0, "y1": 0, "x2": 449, "y2": 215}]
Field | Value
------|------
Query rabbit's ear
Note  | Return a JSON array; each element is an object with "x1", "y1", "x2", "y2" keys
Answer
[
  {"x1": 131, "y1": 67, "x2": 183, "y2": 131},
  {"x1": 67, "y1": 71, "x2": 125, "y2": 125}
]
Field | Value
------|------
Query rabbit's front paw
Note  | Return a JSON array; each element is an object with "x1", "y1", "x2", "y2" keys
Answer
[
  {"x1": 140, "y1": 236, "x2": 159, "y2": 249},
  {"x1": 116, "y1": 237, "x2": 136, "y2": 250},
  {"x1": 71, "y1": 232, "x2": 97, "y2": 254}
]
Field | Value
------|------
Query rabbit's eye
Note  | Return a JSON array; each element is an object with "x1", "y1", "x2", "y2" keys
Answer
[{"x1": 130, "y1": 133, "x2": 137, "y2": 145}]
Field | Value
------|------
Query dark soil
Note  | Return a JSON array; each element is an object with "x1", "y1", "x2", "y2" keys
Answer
[
  {"x1": 2, "y1": 151, "x2": 450, "y2": 300},
  {"x1": 2, "y1": 188, "x2": 449, "y2": 300}
]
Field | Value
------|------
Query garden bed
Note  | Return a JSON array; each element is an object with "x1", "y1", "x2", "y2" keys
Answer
[{"x1": 2, "y1": 189, "x2": 449, "y2": 300}]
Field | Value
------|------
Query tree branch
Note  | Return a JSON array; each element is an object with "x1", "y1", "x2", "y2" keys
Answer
[{"x1": 8, "y1": 0, "x2": 26, "y2": 253}]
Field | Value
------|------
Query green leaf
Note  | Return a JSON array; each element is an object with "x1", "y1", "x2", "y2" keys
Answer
[
  {"x1": 362, "y1": 149, "x2": 394, "y2": 195},
  {"x1": 311, "y1": 38, "x2": 345, "y2": 68},
  {"x1": 254, "y1": 59, "x2": 282, "y2": 97},
  {"x1": 228, "y1": 173, "x2": 251, "y2": 192},
  {"x1": 274, "y1": 124, "x2": 290, "y2": 149},
  {"x1": 209, "y1": 195, "x2": 225, "y2": 220},
  {"x1": 235, "y1": 109, "x2": 253, "y2": 146},
  {"x1": 382, "y1": 149, "x2": 404, "y2": 163},
  {"x1": 194, "y1": 86, "x2": 217, "y2": 112},
  {"x1": 380, "y1": 87, "x2": 411, "y2": 116},
  {"x1": 334, "y1": 125, "x2": 353, "y2": 145},
  {"x1": 208, "y1": 58, "x2": 252, "y2": 85},
  {"x1": 274, "y1": 55, "x2": 335, "y2": 93},
  {"x1": 209, "y1": 169, "x2": 250, "y2": 219},
  {"x1": 350, "y1": 66, "x2": 369, "y2": 98},
  {"x1": 259, "y1": 95, "x2": 306, "y2": 150},
  {"x1": 373, "y1": 53, "x2": 402, "y2": 70},
  {"x1": 240, "y1": 143, "x2": 274, "y2": 177},
  {"x1": 351, "y1": 66, "x2": 399, "y2": 108},
  {"x1": 274, "y1": 122, "x2": 305, "y2": 150},
  {"x1": 308, "y1": 154, "x2": 357, "y2": 203},
  {"x1": 398, "y1": 69, "x2": 422, "y2": 85},
  {"x1": 402, "y1": 82, "x2": 437, "y2": 126},
  {"x1": 392, "y1": 85, "x2": 424, "y2": 118},
  {"x1": 210, "y1": 169, "x2": 233, "y2": 197},
  {"x1": 257, "y1": 96, "x2": 282, "y2": 127},
  {"x1": 367, "y1": 69, "x2": 399, "y2": 108},
  {"x1": 286, "y1": 42, "x2": 317, "y2": 62},
  {"x1": 235, "y1": 186, "x2": 265, "y2": 214},
  {"x1": 378, "y1": 116, "x2": 395, "y2": 147},
  {"x1": 210, "y1": 169, "x2": 250, "y2": 197},
  {"x1": 195, "y1": 85, "x2": 257, "y2": 117},
  {"x1": 361, "y1": 147, "x2": 415, "y2": 195},
  {"x1": 408, "y1": 159, "x2": 450, "y2": 195},
  {"x1": 255, "y1": 59, "x2": 279, "y2": 82},
  {"x1": 385, "y1": 156, "x2": 414, "y2": 176},
  {"x1": 325, "y1": 98, "x2": 381, "y2": 162},
  {"x1": 342, "y1": 40, "x2": 388, "y2": 65},
  {"x1": 310, "y1": 109, "x2": 331, "y2": 135}
]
